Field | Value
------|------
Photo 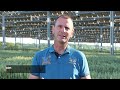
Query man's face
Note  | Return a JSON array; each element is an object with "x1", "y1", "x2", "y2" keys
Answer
[{"x1": 52, "y1": 17, "x2": 74, "y2": 44}]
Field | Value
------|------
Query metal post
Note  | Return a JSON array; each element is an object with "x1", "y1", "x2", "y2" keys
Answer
[
  {"x1": 15, "y1": 30, "x2": 16, "y2": 48},
  {"x1": 36, "y1": 36, "x2": 37, "y2": 48},
  {"x1": 2, "y1": 15, "x2": 6, "y2": 49},
  {"x1": 14, "y1": 22, "x2": 17, "y2": 48},
  {"x1": 78, "y1": 37, "x2": 80, "y2": 49},
  {"x1": 110, "y1": 11, "x2": 114, "y2": 55},
  {"x1": 74, "y1": 36, "x2": 76, "y2": 48},
  {"x1": 38, "y1": 29, "x2": 41, "y2": 49},
  {"x1": 47, "y1": 11, "x2": 51, "y2": 47},
  {"x1": 100, "y1": 27, "x2": 102, "y2": 52},
  {"x1": 20, "y1": 32, "x2": 23, "y2": 48}
]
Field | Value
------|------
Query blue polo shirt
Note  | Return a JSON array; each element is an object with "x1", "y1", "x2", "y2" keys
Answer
[{"x1": 31, "y1": 45, "x2": 90, "y2": 79}]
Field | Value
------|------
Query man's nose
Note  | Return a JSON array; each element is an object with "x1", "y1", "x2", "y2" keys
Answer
[{"x1": 61, "y1": 27, "x2": 66, "y2": 32}]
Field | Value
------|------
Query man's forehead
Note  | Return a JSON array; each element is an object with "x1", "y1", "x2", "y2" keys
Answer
[{"x1": 56, "y1": 18, "x2": 73, "y2": 25}]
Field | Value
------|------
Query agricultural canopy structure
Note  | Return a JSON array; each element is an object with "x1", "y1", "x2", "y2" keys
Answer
[{"x1": 0, "y1": 11, "x2": 120, "y2": 54}]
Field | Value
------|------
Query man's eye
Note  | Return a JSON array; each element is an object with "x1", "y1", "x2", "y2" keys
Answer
[{"x1": 65, "y1": 27, "x2": 69, "y2": 30}]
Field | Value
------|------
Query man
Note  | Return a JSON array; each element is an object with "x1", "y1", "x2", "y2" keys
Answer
[{"x1": 29, "y1": 14, "x2": 91, "y2": 79}]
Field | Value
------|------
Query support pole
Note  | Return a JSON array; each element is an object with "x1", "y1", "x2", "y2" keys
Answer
[
  {"x1": 38, "y1": 29, "x2": 41, "y2": 49},
  {"x1": 100, "y1": 27, "x2": 102, "y2": 52},
  {"x1": 110, "y1": 11, "x2": 114, "y2": 55},
  {"x1": 47, "y1": 11, "x2": 51, "y2": 47},
  {"x1": 2, "y1": 15, "x2": 6, "y2": 49}
]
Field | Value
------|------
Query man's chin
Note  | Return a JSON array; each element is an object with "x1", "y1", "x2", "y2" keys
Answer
[{"x1": 59, "y1": 40, "x2": 67, "y2": 44}]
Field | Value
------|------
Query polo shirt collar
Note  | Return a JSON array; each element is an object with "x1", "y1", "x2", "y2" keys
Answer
[
  {"x1": 49, "y1": 45, "x2": 55, "y2": 53},
  {"x1": 49, "y1": 44, "x2": 71, "y2": 54}
]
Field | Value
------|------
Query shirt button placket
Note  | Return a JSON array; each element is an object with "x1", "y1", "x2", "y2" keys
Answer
[{"x1": 57, "y1": 56, "x2": 61, "y2": 64}]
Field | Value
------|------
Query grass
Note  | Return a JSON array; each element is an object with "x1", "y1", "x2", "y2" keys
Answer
[
  {"x1": 0, "y1": 43, "x2": 120, "y2": 79},
  {"x1": 83, "y1": 50, "x2": 120, "y2": 79}
]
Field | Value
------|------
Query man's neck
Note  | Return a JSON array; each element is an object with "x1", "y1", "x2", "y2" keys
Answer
[{"x1": 53, "y1": 42, "x2": 68, "y2": 55}]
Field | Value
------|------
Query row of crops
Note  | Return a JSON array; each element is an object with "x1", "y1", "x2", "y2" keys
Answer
[{"x1": 0, "y1": 43, "x2": 120, "y2": 79}]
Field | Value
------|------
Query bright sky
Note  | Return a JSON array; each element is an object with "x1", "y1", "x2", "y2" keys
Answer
[{"x1": 0, "y1": 37, "x2": 120, "y2": 47}]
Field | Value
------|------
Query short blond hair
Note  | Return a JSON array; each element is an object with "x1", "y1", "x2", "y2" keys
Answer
[{"x1": 54, "y1": 14, "x2": 73, "y2": 26}]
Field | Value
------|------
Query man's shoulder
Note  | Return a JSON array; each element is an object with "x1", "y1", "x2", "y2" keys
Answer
[
  {"x1": 69, "y1": 46, "x2": 85, "y2": 56},
  {"x1": 68, "y1": 46, "x2": 80, "y2": 52},
  {"x1": 35, "y1": 47, "x2": 50, "y2": 54}
]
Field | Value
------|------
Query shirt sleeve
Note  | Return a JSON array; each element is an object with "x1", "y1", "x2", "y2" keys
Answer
[
  {"x1": 79, "y1": 51, "x2": 90, "y2": 77},
  {"x1": 30, "y1": 52, "x2": 41, "y2": 77}
]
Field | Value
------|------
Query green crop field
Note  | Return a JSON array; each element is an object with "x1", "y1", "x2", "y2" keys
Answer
[{"x1": 0, "y1": 43, "x2": 120, "y2": 79}]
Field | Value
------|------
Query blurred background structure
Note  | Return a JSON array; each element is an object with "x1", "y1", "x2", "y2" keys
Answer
[{"x1": 0, "y1": 11, "x2": 120, "y2": 55}]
